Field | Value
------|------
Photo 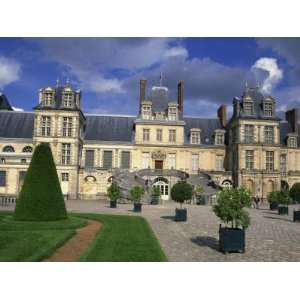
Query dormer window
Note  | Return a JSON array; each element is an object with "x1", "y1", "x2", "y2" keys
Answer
[
  {"x1": 168, "y1": 104, "x2": 178, "y2": 121},
  {"x1": 63, "y1": 93, "x2": 73, "y2": 108},
  {"x1": 244, "y1": 99, "x2": 254, "y2": 116},
  {"x1": 141, "y1": 102, "x2": 152, "y2": 120},
  {"x1": 190, "y1": 129, "x2": 201, "y2": 144},
  {"x1": 263, "y1": 98, "x2": 274, "y2": 117},
  {"x1": 215, "y1": 130, "x2": 225, "y2": 145},
  {"x1": 44, "y1": 92, "x2": 53, "y2": 106},
  {"x1": 287, "y1": 134, "x2": 297, "y2": 148}
]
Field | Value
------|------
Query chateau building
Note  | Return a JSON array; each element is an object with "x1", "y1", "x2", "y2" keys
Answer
[{"x1": 0, "y1": 79, "x2": 299, "y2": 201}]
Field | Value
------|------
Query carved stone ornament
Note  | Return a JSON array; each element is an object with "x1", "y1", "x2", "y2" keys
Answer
[{"x1": 151, "y1": 151, "x2": 166, "y2": 160}]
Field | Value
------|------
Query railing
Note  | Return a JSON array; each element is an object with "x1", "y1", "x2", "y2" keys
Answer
[{"x1": 0, "y1": 194, "x2": 17, "y2": 206}]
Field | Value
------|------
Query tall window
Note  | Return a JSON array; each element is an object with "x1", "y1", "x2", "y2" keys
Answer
[
  {"x1": 44, "y1": 92, "x2": 53, "y2": 106},
  {"x1": 264, "y1": 102, "x2": 273, "y2": 116},
  {"x1": 168, "y1": 107, "x2": 177, "y2": 121},
  {"x1": 191, "y1": 154, "x2": 199, "y2": 172},
  {"x1": 266, "y1": 151, "x2": 274, "y2": 171},
  {"x1": 85, "y1": 150, "x2": 95, "y2": 167},
  {"x1": 61, "y1": 143, "x2": 71, "y2": 165},
  {"x1": 156, "y1": 129, "x2": 162, "y2": 142},
  {"x1": 264, "y1": 126, "x2": 274, "y2": 144},
  {"x1": 288, "y1": 136, "x2": 297, "y2": 148},
  {"x1": 121, "y1": 151, "x2": 130, "y2": 169},
  {"x1": 41, "y1": 116, "x2": 51, "y2": 137},
  {"x1": 168, "y1": 154, "x2": 176, "y2": 169},
  {"x1": 216, "y1": 155, "x2": 224, "y2": 171},
  {"x1": 61, "y1": 173, "x2": 69, "y2": 182},
  {"x1": 244, "y1": 124, "x2": 254, "y2": 143},
  {"x1": 142, "y1": 106, "x2": 151, "y2": 119},
  {"x1": 142, "y1": 152, "x2": 150, "y2": 169},
  {"x1": 169, "y1": 129, "x2": 176, "y2": 143},
  {"x1": 191, "y1": 132, "x2": 200, "y2": 144},
  {"x1": 63, "y1": 93, "x2": 73, "y2": 107},
  {"x1": 143, "y1": 129, "x2": 150, "y2": 142},
  {"x1": 280, "y1": 154, "x2": 287, "y2": 173},
  {"x1": 215, "y1": 134, "x2": 224, "y2": 145},
  {"x1": 244, "y1": 101, "x2": 254, "y2": 115},
  {"x1": 0, "y1": 170, "x2": 6, "y2": 186},
  {"x1": 103, "y1": 151, "x2": 113, "y2": 169},
  {"x1": 245, "y1": 150, "x2": 254, "y2": 170},
  {"x1": 62, "y1": 117, "x2": 73, "y2": 137}
]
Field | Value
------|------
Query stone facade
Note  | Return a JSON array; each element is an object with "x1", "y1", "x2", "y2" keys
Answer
[{"x1": 0, "y1": 79, "x2": 299, "y2": 201}]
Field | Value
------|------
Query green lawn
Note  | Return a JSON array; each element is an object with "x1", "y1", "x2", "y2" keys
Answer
[
  {"x1": 0, "y1": 211, "x2": 167, "y2": 262},
  {"x1": 78, "y1": 213, "x2": 167, "y2": 262}
]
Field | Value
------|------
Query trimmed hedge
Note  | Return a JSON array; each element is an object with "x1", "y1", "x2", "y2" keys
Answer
[{"x1": 14, "y1": 143, "x2": 67, "y2": 221}]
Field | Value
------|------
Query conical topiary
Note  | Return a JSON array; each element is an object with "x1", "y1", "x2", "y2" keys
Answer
[{"x1": 14, "y1": 143, "x2": 67, "y2": 221}]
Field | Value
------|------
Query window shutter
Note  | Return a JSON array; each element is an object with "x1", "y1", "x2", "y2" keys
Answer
[
  {"x1": 121, "y1": 151, "x2": 130, "y2": 169},
  {"x1": 0, "y1": 171, "x2": 6, "y2": 187},
  {"x1": 85, "y1": 150, "x2": 95, "y2": 167}
]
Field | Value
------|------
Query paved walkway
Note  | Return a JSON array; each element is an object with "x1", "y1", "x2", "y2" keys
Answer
[
  {"x1": 2, "y1": 201, "x2": 300, "y2": 261},
  {"x1": 64, "y1": 200, "x2": 300, "y2": 262}
]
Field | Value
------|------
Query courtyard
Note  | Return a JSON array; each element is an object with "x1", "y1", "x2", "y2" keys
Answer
[{"x1": 1, "y1": 200, "x2": 300, "y2": 261}]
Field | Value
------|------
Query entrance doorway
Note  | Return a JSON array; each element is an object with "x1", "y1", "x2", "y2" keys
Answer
[
  {"x1": 153, "y1": 177, "x2": 169, "y2": 200},
  {"x1": 155, "y1": 160, "x2": 163, "y2": 169}
]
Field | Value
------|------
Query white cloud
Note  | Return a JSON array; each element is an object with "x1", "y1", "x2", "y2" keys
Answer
[
  {"x1": 12, "y1": 106, "x2": 24, "y2": 112},
  {"x1": 164, "y1": 46, "x2": 188, "y2": 59},
  {"x1": 0, "y1": 56, "x2": 21, "y2": 88},
  {"x1": 88, "y1": 75, "x2": 123, "y2": 93},
  {"x1": 251, "y1": 57, "x2": 283, "y2": 93}
]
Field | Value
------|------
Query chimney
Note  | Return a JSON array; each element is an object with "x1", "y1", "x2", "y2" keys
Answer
[
  {"x1": 177, "y1": 80, "x2": 184, "y2": 113},
  {"x1": 218, "y1": 105, "x2": 227, "y2": 128},
  {"x1": 139, "y1": 79, "x2": 147, "y2": 113},
  {"x1": 233, "y1": 97, "x2": 240, "y2": 118},
  {"x1": 286, "y1": 108, "x2": 298, "y2": 134}
]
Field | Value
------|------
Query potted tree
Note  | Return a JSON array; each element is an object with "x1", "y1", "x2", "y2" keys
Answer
[
  {"x1": 171, "y1": 181, "x2": 193, "y2": 222},
  {"x1": 267, "y1": 191, "x2": 279, "y2": 211},
  {"x1": 107, "y1": 181, "x2": 121, "y2": 208},
  {"x1": 277, "y1": 190, "x2": 290, "y2": 215},
  {"x1": 213, "y1": 187, "x2": 251, "y2": 253},
  {"x1": 130, "y1": 186, "x2": 145, "y2": 212},
  {"x1": 290, "y1": 182, "x2": 300, "y2": 222},
  {"x1": 194, "y1": 185, "x2": 205, "y2": 205},
  {"x1": 151, "y1": 186, "x2": 161, "y2": 205}
]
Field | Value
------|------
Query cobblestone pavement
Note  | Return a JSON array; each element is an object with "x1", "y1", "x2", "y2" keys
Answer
[{"x1": 2, "y1": 201, "x2": 300, "y2": 261}]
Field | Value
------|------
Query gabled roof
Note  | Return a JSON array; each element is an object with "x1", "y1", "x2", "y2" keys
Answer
[{"x1": 0, "y1": 93, "x2": 13, "y2": 111}]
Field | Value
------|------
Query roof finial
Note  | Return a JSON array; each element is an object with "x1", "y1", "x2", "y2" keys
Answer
[{"x1": 159, "y1": 71, "x2": 163, "y2": 87}]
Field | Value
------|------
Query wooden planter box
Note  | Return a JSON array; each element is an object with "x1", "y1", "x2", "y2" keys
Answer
[
  {"x1": 175, "y1": 208, "x2": 187, "y2": 222},
  {"x1": 133, "y1": 202, "x2": 142, "y2": 212},
  {"x1": 270, "y1": 202, "x2": 278, "y2": 210},
  {"x1": 219, "y1": 227, "x2": 245, "y2": 253},
  {"x1": 110, "y1": 201, "x2": 117, "y2": 208},
  {"x1": 293, "y1": 210, "x2": 300, "y2": 222},
  {"x1": 278, "y1": 206, "x2": 289, "y2": 215},
  {"x1": 151, "y1": 195, "x2": 160, "y2": 205}
]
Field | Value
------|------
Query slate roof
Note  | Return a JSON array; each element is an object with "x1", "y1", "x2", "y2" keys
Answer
[
  {"x1": 0, "y1": 111, "x2": 34, "y2": 139},
  {"x1": 0, "y1": 93, "x2": 13, "y2": 111},
  {"x1": 150, "y1": 86, "x2": 170, "y2": 113},
  {"x1": 0, "y1": 110, "x2": 297, "y2": 147},
  {"x1": 84, "y1": 115, "x2": 135, "y2": 142}
]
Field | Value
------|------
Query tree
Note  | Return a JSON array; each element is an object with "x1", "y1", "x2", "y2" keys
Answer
[
  {"x1": 130, "y1": 186, "x2": 145, "y2": 203},
  {"x1": 267, "y1": 191, "x2": 280, "y2": 205},
  {"x1": 289, "y1": 182, "x2": 300, "y2": 205},
  {"x1": 107, "y1": 182, "x2": 121, "y2": 202},
  {"x1": 14, "y1": 143, "x2": 67, "y2": 221},
  {"x1": 213, "y1": 187, "x2": 251, "y2": 229},
  {"x1": 171, "y1": 181, "x2": 193, "y2": 208}
]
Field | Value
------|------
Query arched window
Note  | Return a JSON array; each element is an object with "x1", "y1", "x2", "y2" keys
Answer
[
  {"x1": 221, "y1": 180, "x2": 232, "y2": 189},
  {"x1": 22, "y1": 146, "x2": 33, "y2": 153},
  {"x1": 84, "y1": 175, "x2": 96, "y2": 183},
  {"x1": 3, "y1": 145, "x2": 15, "y2": 152}
]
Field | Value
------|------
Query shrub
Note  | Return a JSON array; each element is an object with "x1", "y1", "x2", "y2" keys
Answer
[
  {"x1": 171, "y1": 181, "x2": 193, "y2": 208},
  {"x1": 14, "y1": 143, "x2": 67, "y2": 221},
  {"x1": 268, "y1": 190, "x2": 290, "y2": 205},
  {"x1": 130, "y1": 186, "x2": 145, "y2": 203},
  {"x1": 213, "y1": 187, "x2": 251, "y2": 229},
  {"x1": 289, "y1": 182, "x2": 300, "y2": 204},
  {"x1": 107, "y1": 182, "x2": 121, "y2": 202},
  {"x1": 152, "y1": 186, "x2": 161, "y2": 196}
]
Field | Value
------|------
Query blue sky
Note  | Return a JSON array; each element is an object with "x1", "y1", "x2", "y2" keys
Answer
[{"x1": 1, "y1": 37, "x2": 300, "y2": 117}]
